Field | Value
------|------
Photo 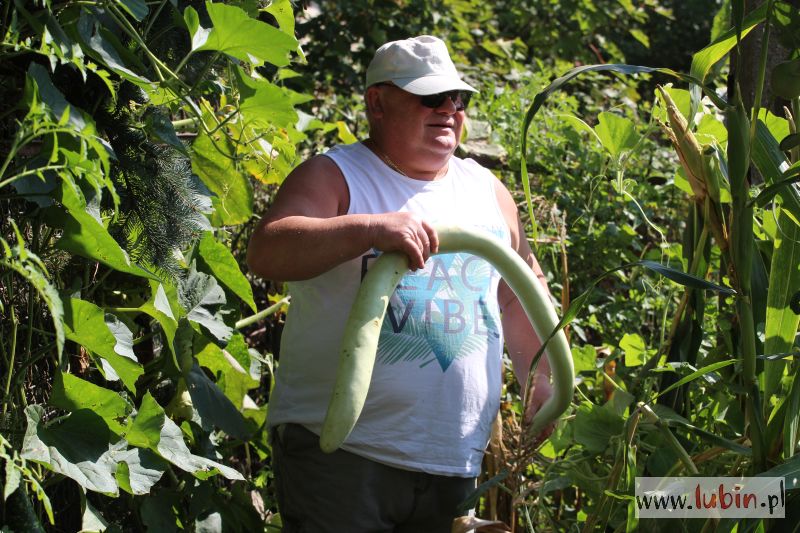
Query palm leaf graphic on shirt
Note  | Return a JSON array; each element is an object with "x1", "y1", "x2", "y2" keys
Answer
[{"x1": 376, "y1": 253, "x2": 499, "y2": 371}]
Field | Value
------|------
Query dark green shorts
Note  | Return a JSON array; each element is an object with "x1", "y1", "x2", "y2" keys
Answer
[{"x1": 271, "y1": 423, "x2": 477, "y2": 533}]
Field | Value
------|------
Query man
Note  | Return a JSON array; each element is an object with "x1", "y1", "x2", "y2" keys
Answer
[{"x1": 247, "y1": 35, "x2": 553, "y2": 532}]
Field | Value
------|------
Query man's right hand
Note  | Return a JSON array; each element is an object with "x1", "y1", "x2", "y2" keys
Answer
[{"x1": 368, "y1": 212, "x2": 439, "y2": 271}]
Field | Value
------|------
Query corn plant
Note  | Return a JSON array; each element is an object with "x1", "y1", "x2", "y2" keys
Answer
[{"x1": 503, "y1": 1, "x2": 800, "y2": 530}]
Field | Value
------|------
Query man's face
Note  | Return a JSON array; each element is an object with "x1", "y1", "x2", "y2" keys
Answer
[{"x1": 371, "y1": 84, "x2": 467, "y2": 165}]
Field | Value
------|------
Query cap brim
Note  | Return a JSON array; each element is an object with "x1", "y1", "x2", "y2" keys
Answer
[{"x1": 392, "y1": 75, "x2": 478, "y2": 95}]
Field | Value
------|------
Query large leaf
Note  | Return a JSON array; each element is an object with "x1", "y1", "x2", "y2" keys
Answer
[
  {"x1": 573, "y1": 402, "x2": 624, "y2": 452},
  {"x1": 52, "y1": 183, "x2": 158, "y2": 280},
  {"x1": 62, "y1": 299, "x2": 143, "y2": 392},
  {"x1": 752, "y1": 118, "x2": 800, "y2": 223},
  {"x1": 195, "y1": 335, "x2": 259, "y2": 409},
  {"x1": 185, "y1": 363, "x2": 250, "y2": 440},
  {"x1": 764, "y1": 211, "x2": 800, "y2": 410},
  {"x1": 111, "y1": 445, "x2": 165, "y2": 496},
  {"x1": 139, "y1": 281, "x2": 179, "y2": 353},
  {"x1": 197, "y1": 232, "x2": 256, "y2": 312},
  {"x1": 179, "y1": 264, "x2": 233, "y2": 343},
  {"x1": 22, "y1": 406, "x2": 119, "y2": 495},
  {"x1": 192, "y1": 126, "x2": 253, "y2": 226},
  {"x1": 594, "y1": 111, "x2": 640, "y2": 159},
  {"x1": 689, "y1": 3, "x2": 768, "y2": 83},
  {"x1": 233, "y1": 66, "x2": 305, "y2": 129},
  {"x1": 126, "y1": 394, "x2": 243, "y2": 480},
  {"x1": 51, "y1": 372, "x2": 132, "y2": 435},
  {"x1": 191, "y1": 2, "x2": 297, "y2": 67}
]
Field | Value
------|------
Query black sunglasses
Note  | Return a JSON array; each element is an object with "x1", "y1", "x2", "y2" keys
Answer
[{"x1": 374, "y1": 83, "x2": 471, "y2": 111}]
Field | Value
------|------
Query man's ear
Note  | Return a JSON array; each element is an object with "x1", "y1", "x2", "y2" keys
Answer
[{"x1": 365, "y1": 86, "x2": 384, "y2": 119}]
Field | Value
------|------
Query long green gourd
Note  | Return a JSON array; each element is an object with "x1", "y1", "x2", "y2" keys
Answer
[{"x1": 319, "y1": 225, "x2": 574, "y2": 453}]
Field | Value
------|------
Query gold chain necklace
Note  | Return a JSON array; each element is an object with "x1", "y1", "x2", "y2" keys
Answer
[{"x1": 378, "y1": 151, "x2": 409, "y2": 178}]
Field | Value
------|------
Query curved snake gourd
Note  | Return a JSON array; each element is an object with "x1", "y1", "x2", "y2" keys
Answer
[{"x1": 319, "y1": 225, "x2": 574, "y2": 453}]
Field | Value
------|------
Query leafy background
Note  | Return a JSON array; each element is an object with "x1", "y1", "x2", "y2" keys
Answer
[{"x1": 1, "y1": 0, "x2": 799, "y2": 531}]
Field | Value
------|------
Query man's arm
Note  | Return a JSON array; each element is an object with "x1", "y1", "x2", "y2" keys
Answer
[
  {"x1": 493, "y1": 178, "x2": 554, "y2": 422},
  {"x1": 246, "y1": 155, "x2": 439, "y2": 281}
]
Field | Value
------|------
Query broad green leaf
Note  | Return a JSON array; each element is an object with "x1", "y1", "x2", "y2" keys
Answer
[
  {"x1": 756, "y1": 452, "x2": 800, "y2": 491},
  {"x1": 80, "y1": 491, "x2": 109, "y2": 532},
  {"x1": 111, "y1": 446, "x2": 165, "y2": 496},
  {"x1": 27, "y1": 64, "x2": 87, "y2": 132},
  {"x1": 234, "y1": 67, "x2": 304, "y2": 129},
  {"x1": 186, "y1": 364, "x2": 250, "y2": 439},
  {"x1": 619, "y1": 333, "x2": 646, "y2": 367},
  {"x1": 116, "y1": 0, "x2": 148, "y2": 21},
  {"x1": 178, "y1": 264, "x2": 233, "y2": 343},
  {"x1": 128, "y1": 394, "x2": 243, "y2": 480},
  {"x1": 194, "y1": 2, "x2": 297, "y2": 67},
  {"x1": 139, "y1": 281, "x2": 179, "y2": 355},
  {"x1": 51, "y1": 372, "x2": 132, "y2": 435},
  {"x1": 197, "y1": 232, "x2": 256, "y2": 312},
  {"x1": 140, "y1": 490, "x2": 181, "y2": 532},
  {"x1": 22, "y1": 406, "x2": 119, "y2": 495},
  {"x1": 192, "y1": 127, "x2": 253, "y2": 226},
  {"x1": 87, "y1": 30, "x2": 149, "y2": 83},
  {"x1": 784, "y1": 363, "x2": 800, "y2": 458},
  {"x1": 63, "y1": 299, "x2": 143, "y2": 392},
  {"x1": 126, "y1": 393, "x2": 165, "y2": 450},
  {"x1": 196, "y1": 334, "x2": 259, "y2": 408},
  {"x1": 264, "y1": 0, "x2": 296, "y2": 36},
  {"x1": 53, "y1": 184, "x2": 158, "y2": 280},
  {"x1": 572, "y1": 344, "x2": 597, "y2": 374},
  {"x1": 595, "y1": 112, "x2": 640, "y2": 158},
  {"x1": 574, "y1": 402, "x2": 624, "y2": 452}
]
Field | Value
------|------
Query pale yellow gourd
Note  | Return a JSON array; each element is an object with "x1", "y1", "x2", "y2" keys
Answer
[{"x1": 320, "y1": 225, "x2": 574, "y2": 453}]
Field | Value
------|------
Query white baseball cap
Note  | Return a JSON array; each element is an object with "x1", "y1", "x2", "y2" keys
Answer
[{"x1": 365, "y1": 35, "x2": 478, "y2": 95}]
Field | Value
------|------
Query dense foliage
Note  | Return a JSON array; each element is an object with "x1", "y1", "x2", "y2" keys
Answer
[{"x1": 1, "y1": 0, "x2": 799, "y2": 531}]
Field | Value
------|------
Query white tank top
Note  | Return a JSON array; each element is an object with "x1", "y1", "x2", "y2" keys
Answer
[{"x1": 268, "y1": 142, "x2": 510, "y2": 476}]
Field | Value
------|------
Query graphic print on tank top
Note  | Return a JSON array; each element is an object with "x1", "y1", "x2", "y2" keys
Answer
[{"x1": 361, "y1": 227, "x2": 505, "y2": 372}]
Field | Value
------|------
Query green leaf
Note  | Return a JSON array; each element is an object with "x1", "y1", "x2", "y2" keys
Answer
[
  {"x1": 263, "y1": 0, "x2": 296, "y2": 36},
  {"x1": 127, "y1": 394, "x2": 243, "y2": 480},
  {"x1": 62, "y1": 299, "x2": 143, "y2": 392},
  {"x1": 192, "y1": 127, "x2": 253, "y2": 226},
  {"x1": 595, "y1": 112, "x2": 640, "y2": 159},
  {"x1": 629, "y1": 29, "x2": 650, "y2": 48},
  {"x1": 196, "y1": 334, "x2": 259, "y2": 406},
  {"x1": 654, "y1": 359, "x2": 738, "y2": 399},
  {"x1": 0, "y1": 251, "x2": 64, "y2": 358},
  {"x1": 234, "y1": 66, "x2": 303, "y2": 129},
  {"x1": 111, "y1": 446, "x2": 165, "y2": 496},
  {"x1": 574, "y1": 402, "x2": 624, "y2": 452},
  {"x1": 80, "y1": 490, "x2": 109, "y2": 532},
  {"x1": 619, "y1": 333, "x2": 646, "y2": 367},
  {"x1": 178, "y1": 264, "x2": 233, "y2": 343},
  {"x1": 572, "y1": 345, "x2": 597, "y2": 374},
  {"x1": 689, "y1": 3, "x2": 767, "y2": 82},
  {"x1": 186, "y1": 364, "x2": 250, "y2": 439},
  {"x1": 126, "y1": 393, "x2": 165, "y2": 450},
  {"x1": 51, "y1": 372, "x2": 132, "y2": 435},
  {"x1": 780, "y1": 133, "x2": 800, "y2": 152},
  {"x1": 763, "y1": 211, "x2": 800, "y2": 407},
  {"x1": 638, "y1": 260, "x2": 736, "y2": 294},
  {"x1": 197, "y1": 232, "x2": 256, "y2": 312},
  {"x1": 52, "y1": 184, "x2": 159, "y2": 280},
  {"x1": 116, "y1": 0, "x2": 148, "y2": 21},
  {"x1": 22, "y1": 406, "x2": 119, "y2": 495},
  {"x1": 27, "y1": 64, "x2": 88, "y2": 132},
  {"x1": 194, "y1": 2, "x2": 297, "y2": 67},
  {"x1": 139, "y1": 281, "x2": 179, "y2": 355},
  {"x1": 752, "y1": 119, "x2": 800, "y2": 223}
]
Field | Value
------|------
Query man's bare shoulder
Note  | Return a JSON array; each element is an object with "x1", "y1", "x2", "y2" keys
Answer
[{"x1": 270, "y1": 154, "x2": 350, "y2": 218}]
